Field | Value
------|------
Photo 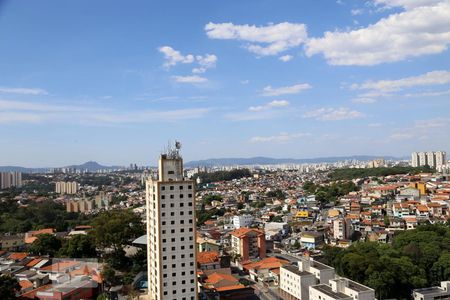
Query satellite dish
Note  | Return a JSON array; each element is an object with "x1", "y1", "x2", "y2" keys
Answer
[{"x1": 175, "y1": 141, "x2": 182, "y2": 150}]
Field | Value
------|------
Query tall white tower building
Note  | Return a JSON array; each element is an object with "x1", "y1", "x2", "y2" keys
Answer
[
  {"x1": 411, "y1": 152, "x2": 419, "y2": 167},
  {"x1": 426, "y1": 151, "x2": 436, "y2": 168},
  {"x1": 146, "y1": 143, "x2": 197, "y2": 300}
]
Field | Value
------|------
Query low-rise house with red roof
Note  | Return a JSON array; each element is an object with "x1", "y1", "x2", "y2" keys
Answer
[
  {"x1": 242, "y1": 256, "x2": 289, "y2": 284},
  {"x1": 197, "y1": 251, "x2": 221, "y2": 270}
]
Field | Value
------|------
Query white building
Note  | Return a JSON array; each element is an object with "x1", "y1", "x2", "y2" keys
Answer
[
  {"x1": 418, "y1": 152, "x2": 428, "y2": 167},
  {"x1": 333, "y1": 218, "x2": 352, "y2": 240},
  {"x1": 426, "y1": 151, "x2": 436, "y2": 168},
  {"x1": 55, "y1": 181, "x2": 79, "y2": 194},
  {"x1": 0, "y1": 172, "x2": 22, "y2": 189},
  {"x1": 309, "y1": 278, "x2": 375, "y2": 300},
  {"x1": 146, "y1": 146, "x2": 197, "y2": 300},
  {"x1": 280, "y1": 257, "x2": 335, "y2": 300},
  {"x1": 412, "y1": 281, "x2": 450, "y2": 300},
  {"x1": 411, "y1": 152, "x2": 419, "y2": 168},
  {"x1": 233, "y1": 214, "x2": 254, "y2": 229},
  {"x1": 411, "y1": 151, "x2": 447, "y2": 169},
  {"x1": 280, "y1": 257, "x2": 374, "y2": 300}
]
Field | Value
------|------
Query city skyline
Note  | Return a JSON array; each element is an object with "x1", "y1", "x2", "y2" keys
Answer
[{"x1": 1, "y1": 0, "x2": 450, "y2": 166}]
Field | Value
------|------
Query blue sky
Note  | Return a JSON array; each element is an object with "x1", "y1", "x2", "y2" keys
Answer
[{"x1": 0, "y1": 0, "x2": 450, "y2": 167}]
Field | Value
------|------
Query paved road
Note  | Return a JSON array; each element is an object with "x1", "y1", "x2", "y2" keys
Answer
[{"x1": 254, "y1": 282, "x2": 284, "y2": 300}]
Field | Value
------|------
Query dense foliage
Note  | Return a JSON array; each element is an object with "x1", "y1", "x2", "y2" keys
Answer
[
  {"x1": 0, "y1": 275, "x2": 20, "y2": 300},
  {"x1": 29, "y1": 233, "x2": 62, "y2": 256},
  {"x1": 302, "y1": 181, "x2": 358, "y2": 204},
  {"x1": 194, "y1": 169, "x2": 251, "y2": 183},
  {"x1": 197, "y1": 208, "x2": 225, "y2": 226},
  {"x1": 329, "y1": 166, "x2": 434, "y2": 181},
  {"x1": 0, "y1": 199, "x2": 91, "y2": 233},
  {"x1": 321, "y1": 224, "x2": 450, "y2": 299},
  {"x1": 266, "y1": 189, "x2": 285, "y2": 199},
  {"x1": 89, "y1": 209, "x2": 145, "y2": 252}
]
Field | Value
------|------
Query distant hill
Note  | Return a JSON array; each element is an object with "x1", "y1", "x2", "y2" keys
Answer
[
  {"x1": 64, "y1": 161, "x2": 122, "y2": 172},
  {"x1": 0, "y1": 166, "x2": 48, "y2": 173},
  {"x1": 0, "y1": 161, "x2": 123, "y2": 173},
  {"x1": 185, "y1": 155, "x2": 406, "y2": 167}
]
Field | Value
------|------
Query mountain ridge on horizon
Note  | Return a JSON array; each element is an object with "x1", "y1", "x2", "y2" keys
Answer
[{"x1": 0, "y1": 155, "x2": 408, "y2": 172}]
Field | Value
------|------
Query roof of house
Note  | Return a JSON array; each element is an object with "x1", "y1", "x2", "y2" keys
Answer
[
  {"x1": 230, "y1": 227, "x2": 263, "y2": 238},
  {"x1": 19, "y1": 279, "x2": 34, "y2": 290},
  {"x1": 197, "y1": 251, "x2": 220, "y2": 265},
  {"x1": 215, "y1": 284, "x2": 247, "y2": 292},
  {"x1": 8, "y1": 252, "x2": 28, "y2": 261},
  {"x1": 205, "y1": 272, "x2": 239, "y2": 285},
  {"x1": 40, "y1": 261, "x2": 80, "y2": 272},
  {"x1": 242, "y1": 257, "x2": 289, "y2": 271}
]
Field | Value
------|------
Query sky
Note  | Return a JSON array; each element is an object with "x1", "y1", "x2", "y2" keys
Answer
[{"x1": 0, "y1": 0, "x2": 450, "y2": 167}]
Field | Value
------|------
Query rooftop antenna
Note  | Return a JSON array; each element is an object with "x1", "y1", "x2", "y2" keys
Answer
[{"x1": 167, "y1": 139, "x2": 182, "y2": 159}]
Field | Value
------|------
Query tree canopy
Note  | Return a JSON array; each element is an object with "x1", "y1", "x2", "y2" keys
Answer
[
  {"x1": 321, "y1": 224, "x2": 450, "y2": 299},
  {"x1": 89, "y1": 209, "x2": 145, "y2": 252},
  {"x1": 329, "y1": 166, "x2": 434, "y2": 181},
  {"x1": 0, "y1": 274, "x2": 20, "y2": 300},
  {"x1": 194, "y1": 169, "x2": 251, "y2": 183},
  {"x1": 29, "y1": 234, "x2": 62, "y2": 256}
]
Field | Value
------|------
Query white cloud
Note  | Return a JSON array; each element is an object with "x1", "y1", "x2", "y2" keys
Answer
[
  {"x1": 0, "y1": 112, "x2": 43, "y2": 124},
  {"x1": 249, "y1": 100, "x2": 290, "y2": 111},
  {"x1": 262, "y1": 83, "x2": 311, "y2": 96},
  {"x1": 389, "y1": 132, "x2": 415, "y2": 140},
  {"x1": 240, "y1": 80, "x2": 250, "y2": 85},
  {"x1": 193, "y1": 54, "x2": 218, "y2": 73},
  {"x1": 305, "y1": 1, "x2": 450, "y2": 65},
  {"x1": 205, "y1": 22, "x2": 308, "y2": 56},
  {"x1": 404, "y1": 89, "x2": 450, "y2": 97},
  {"x1": 351, "y1": 8, "x2": 364, "y2": 15},
  {"x1": 0, "y1": 99, "x2": 210, "y2": 124},
  {"x1": 158, "y1": 46, "x2": 194, "y2": 68},
  {"x1": 374, "y1": 0, "x2": 443, "y2": 10},
  {"x1": 279, "y1": 55, "x2": 293, "y2": 62},
  {"x1": 303, "y1": 107, "x2": 364, "y2": 121},
  {"x1": 0, "y1": 87, "x2": 48, "y2": 95},
  {"x1": 388, "y1": 117, "x2": 450, "y2": 141},
  {"x1": 0, "y1": 99, "x2": 93, "y2": 112},
  {"x1": 172, "y1": 75, "x2": 208, "y2": 84},
  {"x1": 159, "y1": 46, "x2": 217, "y2": 74},
  {"x1": 250, "y1": 132, "x2": 311, "y2": 143},
  {"x1": 351, "y1": 97, "x2": 377, "y2": 104},
  {"x1": 351, "y1": 70, "x2": 450, "y2": 92}
]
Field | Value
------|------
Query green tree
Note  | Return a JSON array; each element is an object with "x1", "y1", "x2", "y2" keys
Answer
[
  {"x1": 29, "y1": 234, "x2": 62, "y2": 256},
  {"x1": 0, "y1": 274, "x2": 20, "y2": 300},
  {"x1": 90, "y1": 210, "x2": 144, "y2": 252},
  {"x1": 59, "y1": 234, "x2": 96, "y2": 258}
]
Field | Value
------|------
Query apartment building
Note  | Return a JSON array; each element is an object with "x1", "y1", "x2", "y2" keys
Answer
[
  {"x1": 55, "y1": 181, "x2": 79, "y2": 194},
  {"x1": 309, "y1": 278, "x2": 375, "y2": 300},
  {"x1": 333, "y1": 217, "x2": 352, "y2": 240},
  {"x1": 230, "y1": 227, "x2": 266, "y2": 261},
  {"x1": 0, "y1": 172, "x2": 22, "y2": 189},
  {"x1": 146, "y1": 146, "x2": 197, "y2": 300},
  {"x1": 412, "y1": 281, "x2": 450, "y2": 300},
  {"x1": 280, "y1": 257, "x2": 374, "y2": 300},
  {"x1": 232, "y1": 214, "x2": 254, "y2": 229},
  {"x1": 280, "y1": 257, "x2": 335, "y2": 300},
  {"x1": 411, "y1": 151, "x2": 447, "y2": 168}
]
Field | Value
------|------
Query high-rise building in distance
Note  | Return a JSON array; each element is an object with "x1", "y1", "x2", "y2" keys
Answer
[
  {"x1": 0, "y1": 172, "x2": 22, "y2": 189},
  {"x1": 146, "y1": 144, "x2": 197, "y2": 300},
  {"x1": 55, "y1": 181, "x2": 79, "y2": 194},
  {"x1": 411, "y1": 151, "x2": 447, "y2": 168}
]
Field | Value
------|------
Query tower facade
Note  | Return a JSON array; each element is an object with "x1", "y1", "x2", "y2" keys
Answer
[{"x1": 146, "y1": 146, "x2": 197, "y2": 300}]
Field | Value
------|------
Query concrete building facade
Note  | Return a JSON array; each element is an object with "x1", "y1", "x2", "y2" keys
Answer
[{"x1": 146, "y1": 148, "x2": 197, "y2": 300}]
